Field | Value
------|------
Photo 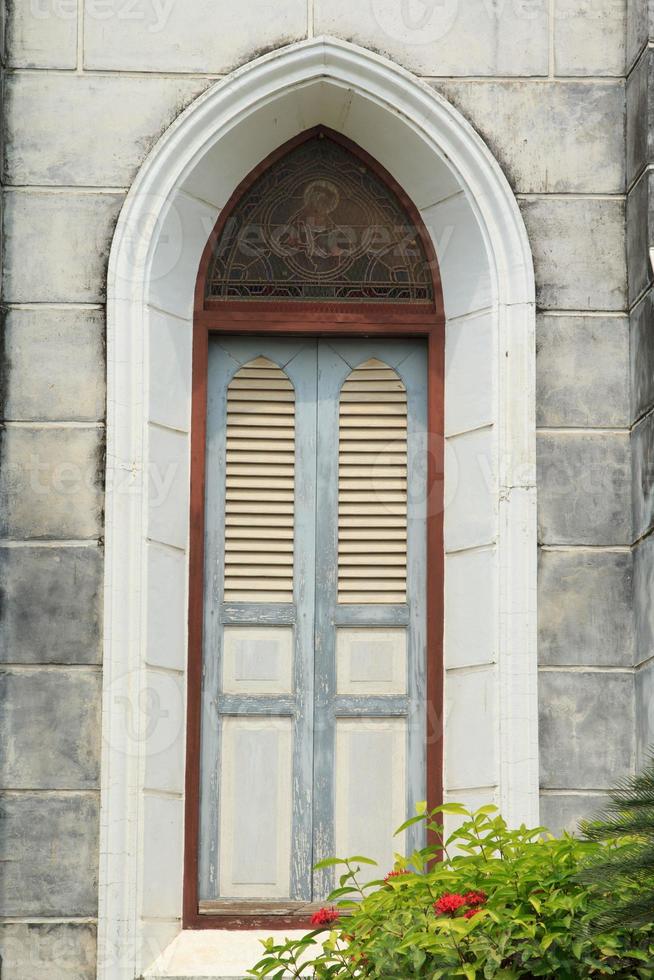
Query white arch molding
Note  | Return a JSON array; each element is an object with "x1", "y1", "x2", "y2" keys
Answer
[{"x1": 100, "y1": 36, "x2": 538, "y2": 979}]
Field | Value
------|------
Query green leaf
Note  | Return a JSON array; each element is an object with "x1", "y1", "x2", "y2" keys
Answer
[
  {"x1": 348, "y1": 855, "x2": 378, "y2": 865},
  {"x1": 313, "y1": 857, "x2": 344, "y2": 870},
  {"x1": 436, "y1": 803, "x2": 472, "y2": 816},
  {"x1": 394, "y1": 814, "x2": 427, "y2": 836}
]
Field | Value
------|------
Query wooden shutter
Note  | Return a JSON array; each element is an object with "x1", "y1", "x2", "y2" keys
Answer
[
  {"x1": 224, "y1": 356, "x2": 295, "y2": 602},
  {"x1": 337, "y1": 358, "x2": 407, "y2": 603}
]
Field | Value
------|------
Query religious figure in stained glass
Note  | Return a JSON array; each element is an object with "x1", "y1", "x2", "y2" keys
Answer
[{"x1": 206, "y1": 134, "x2": 434, "y2": 303}]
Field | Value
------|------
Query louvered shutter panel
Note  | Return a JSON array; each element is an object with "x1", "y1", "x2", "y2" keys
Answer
[
  {"x1": 224, "y1": 356, "x2": 295, "y2": 602},
  {"x1": 337, "y1": 358, "x2": 407, "y2": 603}
]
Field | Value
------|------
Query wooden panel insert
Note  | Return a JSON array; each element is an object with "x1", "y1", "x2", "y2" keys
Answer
[
  {"x1": 225, "y1": 357, "x2": 295, "y2": 602},
  {"x1": 338, "y1": 359, "x2": 407, "y2": 603}
]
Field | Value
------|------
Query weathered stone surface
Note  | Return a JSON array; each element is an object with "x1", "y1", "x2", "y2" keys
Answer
[
  {"x1": 0, "y1": 668, "x2": 101, "y2": 788},
  {"x1": 538, "y1": 550, "x2": 633, "y2": 667},
  {"x1": 626, "y1": 0, "x2": 650, "y2": 73},
  {"x1": 539, "y1": 793, "x2": 609, "y2": 835},
  {"x1": 632, "y1": 408, "x2": 654, "y2": 539},
  {"x1": 626, "y1": 47, "x2": 652, "y2": 188},
  {"x1": 537, "y1": 433, "x2": 631, "y2": 545},
  {"x1": 83, "y1": 0, "x2": 307, "y2": 72},
  {"x1": 539, "y1": 671, "x2": 634, "y2": 789},
  {"x1": 520, "y1": 198, "x2": 626, "y2": 311},
  {"x1": 634, "y1": 534, "x2": 654, "y2": 666},
  {"x1": 3, "y1": 190, "x2": 123, "y2": 303},
  {"x1": 0, "y1": 792, "x2": 98, "y2": 915},
  {"x1": 0, "y1": 922, "x2": 96, "y2": 980},
  {"x1": 0, "y1": 427, "x2": 104, "y2": 540},
  {"x1": 4, "y1": 308, "x2": 105, "y2": 421},
  {"x1": 433, "y1": 80, "x2": 623, "y2": 194},
  {"x1": 636, "y1": 659, "x2": 654, "y2": 768},
  {"x1": 6, "y1": 0, "x2": 78, "y2": 69},
  {"x1": 0, "y1": 546, "x2": 102, "y2": 664},
  {"x1": 314, "y1": 0, "x2": 549, "y2": 77},
  {"x1": 631, "y1": 290, "x2": 654, "y2": 422},
  {"x1": 553, "y1": 0, "x2": 625, "y2": 76},
  {"x1": 536, "y1": 314, "x2": 629, "y2": 427},
  {"x1": 627, "y1": 170, "x2": 654, "y2": 306},
  {"x1": 5, "y1": 73, "x2": 211, "y2": 187}
]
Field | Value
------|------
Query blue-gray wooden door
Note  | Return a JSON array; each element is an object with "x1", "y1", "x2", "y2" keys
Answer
[{"x1": 199, "y1": 336, "x2": 427, "y2": 906}]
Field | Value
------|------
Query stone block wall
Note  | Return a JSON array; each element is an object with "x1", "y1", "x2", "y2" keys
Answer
[
  {"x1": 0, "y1": 0, "x2": 640, "y2": 974},
  {"x1": 628, "y1": 0, "x2": 654, "y2": 768}
]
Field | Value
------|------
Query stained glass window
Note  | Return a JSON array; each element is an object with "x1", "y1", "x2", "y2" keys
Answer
[{"x1": 205, "y1": 135, "x2": 434, "y2": 304}]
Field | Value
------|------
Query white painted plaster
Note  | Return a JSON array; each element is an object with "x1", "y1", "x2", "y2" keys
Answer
[
  {"x1": 101, "y1": 36, "x2": 538, "y2": 980},
  {"x1": 445, "y1": 668, "x2": 498, "y2": 792}
]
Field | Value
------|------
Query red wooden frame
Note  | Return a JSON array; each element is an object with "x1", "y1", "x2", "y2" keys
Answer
[{"x1": 184, "y1": 127, "x2": 445, "y2": 930}]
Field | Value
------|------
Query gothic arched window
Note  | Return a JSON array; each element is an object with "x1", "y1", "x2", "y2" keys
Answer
[
  {"x1": 204, "y1": 133, "x2": 435, "y2": 306},
  {"x1": 187, "y1": 129, "x2": 444, "y2": 930}
]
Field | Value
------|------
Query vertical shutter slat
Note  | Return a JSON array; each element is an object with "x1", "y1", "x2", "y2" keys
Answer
[
  {"x1": 338, "y1": 359, "x2": 407, "y2": 604},
  {"x1": 224, "y1": 357, "x2": 294, "y2": 602}
]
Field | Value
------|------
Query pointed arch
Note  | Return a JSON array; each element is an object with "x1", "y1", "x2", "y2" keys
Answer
[
  {"x1": 194, "y1": 125, "x2": 443, "y2": 320},
  {"x1": 100, "y1": 35, "x2": 537, "y2": 979}
]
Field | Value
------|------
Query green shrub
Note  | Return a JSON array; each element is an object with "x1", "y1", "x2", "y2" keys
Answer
[
  {"x1": 581, "y1": 755, "x2": 654, "y2": 933},
  {"x1": 249, "y1": 804, "x2": 654, "y2": 979}
]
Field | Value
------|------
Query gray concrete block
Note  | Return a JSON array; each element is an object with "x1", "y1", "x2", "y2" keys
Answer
[
  {"x1": 0, "y1": 427, "x2": 104, "y2": 540},
  {"x1": 0, "y1": 792, "x2": 98, "y2": 916},
  {"x1": 0, "y1": 922, "x2": 96, "y2": 980},
  {"x1": 5, "y1": 73, "x2": 211, "y2": 187},
  {"x1": 636, "y1": 659, "x2": 654, "y2": 768},
  {"x1": 539, "y1": 670, "x2": 634, "y2": 789},
  {"x1": 553, "y1": 0, "x2": 625, "y2": 76},
  {"x1": 630, "y1": 290, "x2": 654, "y2": 422},
  {"x1": 627, "y1": 170, "x2": 654, "y2": 306},
  {"x1": 520, "y1": 198, "x2": 626, "y2": 312},
  {"x1": 314, "y1": 0, "x2": 549, "y2": 76},
  {"x1": 632, "y1": 408, "x2": 654, "y2": 539},
  {"x1": 0, "y1": 546, "x2": 102, "y2": 664},
  {"x1": 0, "y1": 668, "x2": 101, "y2": 788},
  {"x1": 539, "y1": 793, "x2": 610, "y2": 835},
  {"x1": 5, "y1": 0, "x2": 77, "y2": 69},
  {"x1": 626, "y1": 0, "x2": 650, "y2": 73},
  {"x1": 634, "y1": 534, "x2": 654, "y2": 667},
  {"x1": 433, "y1": 80, "x2": 624, "y2": 195},
  {"x1": 83, "y1": 0, "x2": 307, "y2": 72},
  {"x1": 538, "y1": 550, "x2": 633, "y2": 667},
  {"x1": 537, "y1": 433, "x2": 631, "y2": 545},
  {"x1": 4, "y1": 308, "x2": 105, "y2": 421},
  {"x1": 536, "y1": 314, "x2": 629, "y2": 427},
  {"x1": 3, "y1": 190, "x2": 123, "y2": 303},
  {"x1": 626, "y1": 47, "x2": 652, "y2": 188}
]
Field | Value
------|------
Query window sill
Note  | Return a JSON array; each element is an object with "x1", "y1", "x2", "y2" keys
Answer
[{"x1": 143, "y1": 927, "x2": 307, "y2": 978}]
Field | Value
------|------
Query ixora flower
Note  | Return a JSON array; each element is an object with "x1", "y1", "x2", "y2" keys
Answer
[
  {"x1": 434, "y1": 892, "x2": 467, "y2": 916},
  {"x1": 463, "y1": 890, "x2": 487, "y2": 907},
  {"x1": 464, "y1": 908, "x2": 481, "y2": 919},
  {"x1": 383, "y1": 869, "x2": 410, "y2": 883},
  {"x1": 310, "y1": 907, "x2": 340, "y2": 927}
]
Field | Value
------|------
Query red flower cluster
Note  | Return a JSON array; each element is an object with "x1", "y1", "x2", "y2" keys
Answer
[
  {"x1": 434, "y1": 893, "x2": 467, "y2": 916},
  {"x1": 310, "y1": 907, "x2": 340, "y2": 927},
  {"x1": 463, "y1": 890, "x2": 487, "y2": 907},
  {"x1": 434, "y1": 889, "x2": 488, "y2": 918},
  {"x1": 383, "y1": 869, "x2": 410, "y2": 883}
]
